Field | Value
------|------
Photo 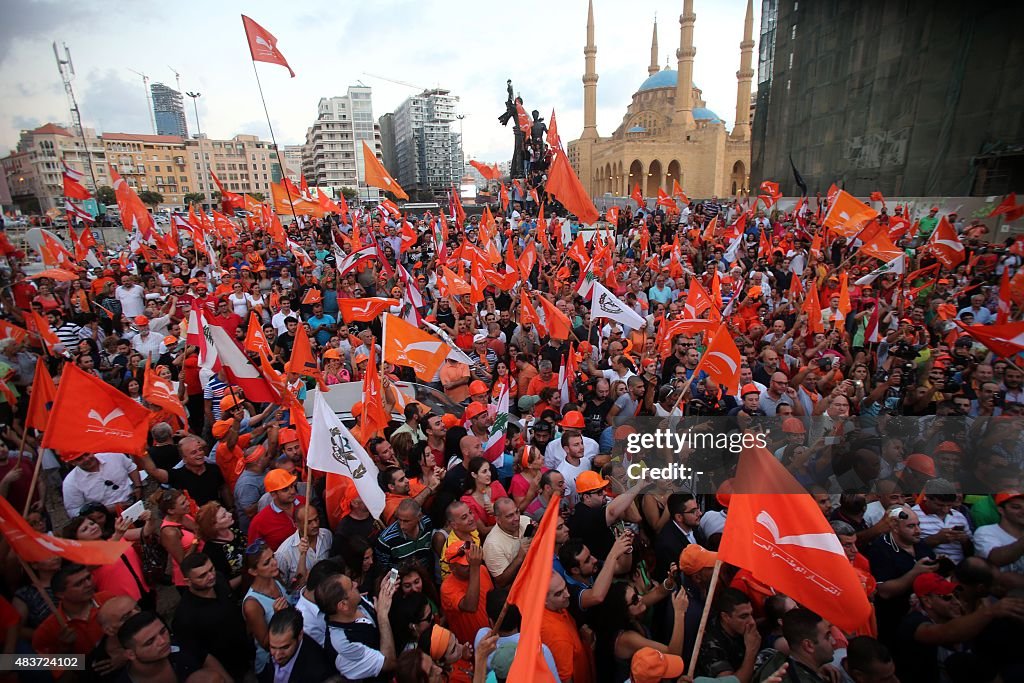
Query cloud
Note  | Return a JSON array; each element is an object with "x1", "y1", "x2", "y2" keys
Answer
[
  {"x1": 0, "y1": 0, "x2": 95, "y2": 65},
  {"x1": 79, "y1": 69, "x2": 154, "y2": 134}
]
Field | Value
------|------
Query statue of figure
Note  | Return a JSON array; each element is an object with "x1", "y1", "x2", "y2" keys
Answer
[
  {"x1": 530, "y1": 110, "x2": 547, "y2": 147},
  {"x1": 498, "y1": 79, "x2": 526, "y2": 178}
]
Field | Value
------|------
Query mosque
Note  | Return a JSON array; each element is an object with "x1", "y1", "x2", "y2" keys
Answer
[{"x1": 568, "y1": 0, "x2": 754, "y2": 202}]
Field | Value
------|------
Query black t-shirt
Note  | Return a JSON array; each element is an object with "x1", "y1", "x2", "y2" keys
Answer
[
  {"x1": 333, "y1": 515, "x2": 377, "y2": 549},
  {"x1": 895, "y1": 610, "x2": 939, "y2": 683},
  {"x1": 865, "y1": 534, "x2": 935, "y2": 641},
  {"x1": 167, "y1": 465, "x2": 225, "y2": 506},
  {"x1": 568, "y1": 502, "x2": 614, "y2": 559},
  {"x1": 540, "y1": 343, "x2": 567, "y2": 369},
  {"x1": 582, "y1": 398, "x2": 613, "y2": 440},
  {"x1": 148, "y1": 443, "x2": 180, "y2": 471},
  {"x1": 172, "y1": 575, "x2": 253, "y2": 679},
  {"x1": 274, "y1": 332, "x2": 296, "y2": 359}
]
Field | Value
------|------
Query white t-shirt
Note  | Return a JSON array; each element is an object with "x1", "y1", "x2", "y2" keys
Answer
[
  {"x1": 272, "y1": 310, "x2": 298, "y2": 335},
  {"x1": 115, "y1": 284, "x2": 146, "y2": 317},
  {"x1": 544, "y1": 435, "x2": 599, "y2": 470},
  {"x1": 228, "y1": 292, "x2": 255, "y2": 318},
  {"x1": 974, "y1": 523, "x2": 1024, "y2": 575},
  {"x1": 911, "y1": 505, "x2": 972, "y2": 563},
  {"x1": 556, "y1": 455, "x2": 595, "y2": 504},
  {"x1": 62, "y1": 452, "x2": 137, "y2": 518}
]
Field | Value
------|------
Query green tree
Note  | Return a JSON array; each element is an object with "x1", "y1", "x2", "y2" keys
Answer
[
  {"x1": 251, "y1": 192, "x2": 266, "y2": 202},
  {"x1": 96, "y1": 185, "x2": 116, "y2": 206},
  {"x1": 340, "y1": 186, "x2": 358, "y2": 200},
  {"x1": 183, "y1": 192, "x2": 205, "y2": 206},
  {"x1": 138, "y1": 190, "x2": 164, "y2": 208}
]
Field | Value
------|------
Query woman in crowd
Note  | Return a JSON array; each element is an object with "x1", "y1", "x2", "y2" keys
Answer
[
  {"x1": 242, "y1": 540, "x2": 296, "y2": 676},
  {"x1": 196, "y1": 500, "x2": 246, "y2": 592}
]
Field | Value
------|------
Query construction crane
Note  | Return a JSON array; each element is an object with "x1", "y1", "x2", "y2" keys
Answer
[
  {"x1": 362, "y1": 72, "x2": 428, "y2": 92},
  {"x1": 128, "y1": 68, "x2": 156, "y2": 134},
  {"x1": 167, "y1": 65, "x2": 183, "y2": 94}
]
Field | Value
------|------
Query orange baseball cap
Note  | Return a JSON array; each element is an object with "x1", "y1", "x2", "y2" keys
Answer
[
  {"x1": 441, "y1": 413, "x2": 462, "y2": 429},
  {"x1": 351, "y1": 401, "x2": 363, "y2": 418},
  {"x1": 575, "y1": 470, "x2": 609, "y2": 494},
  {"x1": 264, "y1": 468, "x2": 297, "y2": 492},
  {"x1": 322, "y1": 348, "x2": 342, "y2": 360},
  {"x1": 740, "y1": 383, "x2": 760, "y2": 397},
  {"x1": 463, "y1": 402, "x2": 488, "y2": 421},
  {"x1": 630, "y1": 648, "x2": 685, "y2": 683},
  {"x1": 995, "y1": 491, "x2": 1024, "y2": 506},
  {"x1": 559, "y1": 410, "x2": 586, "y2": 430},
  {"x1": 469, "y1": 380, "x2": 489, "y2": 395},
  {"x1": 163, "y1": 335, "x2": 179, "y2": 346},
  {"x1": 782, "y1": 417, "x2": 806, "y2": 433},
  {"x1": 679, "y1": 544, "x2": 718, "y2": 575},
  {"x1": 219, "y1": 394, "x2": 243, "y2": 413},
  {"x1": 278, "y1": 428, "x2": 298, "y2": 445},
  {"x1": 134, "y1": 315, "x2": 150, "y2": 326},
  {"x1": 444, "y1": 541, "x2": 471, "y2": 566},
  {"x1": 905, "y1": 454, "x2": 936, "y2": 477}
]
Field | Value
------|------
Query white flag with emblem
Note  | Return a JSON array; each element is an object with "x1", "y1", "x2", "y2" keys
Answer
[
  {"x1": 590, "y1": 281, "x2": 645, "y2": 331},
  {"x1": 854, "y1": 255, "x2": 905, "y2": 286},
  {"x1": 307, "y1": 389, "x2": 386, "y2": 520}
]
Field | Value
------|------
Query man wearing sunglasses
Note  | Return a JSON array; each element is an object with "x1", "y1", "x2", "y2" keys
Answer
[{"x1": 61, "y1": 451, "x2": 141, "y2": 519}]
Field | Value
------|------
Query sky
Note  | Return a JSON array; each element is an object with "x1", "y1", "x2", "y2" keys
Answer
[{"x1": 0, "y1": 0, "x2": 759, "y2": 163}]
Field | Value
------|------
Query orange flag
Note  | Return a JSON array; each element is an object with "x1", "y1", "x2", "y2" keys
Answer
[
  {"x1": 954, "y1": 320, "x2": 1024, "y2": 358},
  {"x1": 537, "y1": 296, "x2": 572, "y2": 340},
  {"x1": 518, "y1": 241, "x2": 537, "y2": 282},
  {"x1": 823, "y1": 190, "x2": 878, "y2": 236},
  {"x1": 0, "y1": 320, "x2": 28, "y2": 346},
  {"x1": 927, "y1": 216, "x2": 966, "y2": 270},
  {"x1": 631, "y1": 182, "x2": 644, "y2": 208},
  {"x1": 683, "y1": 279, "x2": 715, "y2": 318},
  {"x1": 41, "y1": 364, "x2": 151, "y2": 456},
  {"x1": 0, "y1": 494, "x2": 128, "y2": 565},
  {"x1": 286, "y1": 323, "x2": 320, "y2": 379},
  {"x1": 25, "y1": 358, "x2": 57, "y2": 432},
  {"x1": 547, "y1": 109, "x2": 561, "y2": 149},
  {"x1": 718, "y1": 445, "x2": 872, "y2": 632},
  {"x1": 143, "y1": 361, "x2": 186, "y2": 421},
  {"x1": 244, "y1": 311, "x2": 272, "y2": 358},
  {"x1": 519, "y1": 291, "x2": 544, "y2": 334},
  {"x1": 506, "y1": 492, "x2": 562, "y2": 683},
  {"x1": 499, "y1": 182, "x2": 510, "y2": 212},
  {"x1": 382, "y1": 314, "x2": 449, "y2": 381},
  {"x1": 702, "y1": 215, "x2": 719, "y2": 242},
  {"x1": 837, "y1": 273, "x2": 852, "y2": 316},
  {"x1": 241, "y1": 14, "x2": 295, "y2": 76},
  {"x1": 672, "y1": 179, "x2": 689, "y2": 204},
  {"x1": 469, "y1": 160, "x2": 501, "y2": 181},
  {"x1": 803, "y1": 285, "x2": 825, "y2": 334},
  {"x1": 338, "y1": 298, "x2": 399, "y2": 323},
  {"x1": 360, "y1": 344, "x2": 389, "y2": 443},
  {"x1": 25, "y1": 311, "x2": 59, "y2": 352},
  {"x1": 693, "y1": 325, "x2": 742, "y2": 390},
  {"x1": 361, "y1": 140, "x2": 408, "y2": 200},
  {"x1": 997, "y1": 269, "x2": 1012, "y2": 325},
  {"x1": 439, "y1": 266, "x2": 471, "y2": 297},
  {"x1": 566, "y1": 232, "x2": 589, "y2": 268},
  {"x1": 545, "y1": 150, "x2": 599, "y2": 224},
  {"x1": 110, "y1": 166, "x2": 155, "y2": 240}
]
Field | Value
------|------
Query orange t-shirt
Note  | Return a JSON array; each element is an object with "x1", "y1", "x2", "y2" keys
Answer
[
  {"x1": 211, "y1": 419, "x2": 251, "y2": 490},
  {"x1": 32, "y1": 592, "x2": 114, "y2": 656},
  {"x1": 541, "y1": 607, "x2": 594, "y2": 683},
  {"x1": 527, "y1": 374, "x2": 559, "y2": 397},
  {"x1": 382, "y1": 479, "x2": 426, "y2": 524},
  {"x1": 440, "y1": 362, "x2": 472, "y2": 403},
  {"x1": 440, "y1": 567, "x2": 493, "y2": 643}
]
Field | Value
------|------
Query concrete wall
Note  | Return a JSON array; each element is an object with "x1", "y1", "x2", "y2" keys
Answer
[{"x1": 752, "y1": 0, "x2": 1024, "y2": 198}]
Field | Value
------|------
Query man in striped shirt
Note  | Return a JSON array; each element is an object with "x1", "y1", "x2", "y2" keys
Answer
[
  {"x1": 48, "y1": 309, "x2": 81, "y2": 352},
  {"x1": 374, "y1": 499, "x2": 435, "y2": 572}
]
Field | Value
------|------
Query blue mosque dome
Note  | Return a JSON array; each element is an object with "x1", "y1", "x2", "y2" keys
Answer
[{"x1": 636, "y1": 69, "x2": 723, "y2": 123}]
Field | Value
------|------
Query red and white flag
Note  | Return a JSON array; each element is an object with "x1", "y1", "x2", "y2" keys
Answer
[
  {"x1": 62, "y1": 162, "x2": 91, "y2": 200},
  {"x1": 187, "y1": 306, "x2": 278, "y2": 402}
]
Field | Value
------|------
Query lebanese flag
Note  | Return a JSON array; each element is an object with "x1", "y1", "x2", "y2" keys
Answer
[
  {"x1": 143, "y1": 360, "x2": 186, "y2": 421},
  {"x1": 335, "y1": 245, "x2": 377, "y2": 275},
  {"x1": 0, "y1": 495, "x2": 128, "y2": 565},
  {"x1": 483, "y1": 384, "x2": 510, "y2": 466},
  {"x1": 65, "y1": 200, "x2": 95, "y2": 223},
  {"x1": 62, "y1": 162, "x2": 91, "y2": 200},
  {"x1": 719, "y1": 444, "x2": 872, "y2": 632},
  {"x1": 926, "y1": 216, "x2": 965, "y2": 270},
  {"x1": 955, "y1": 320, "x2": 1024, "y2": 358},
  {"x1": 241, "y1": 14, "x2": 295, "y2": 76},
  {"x1": 41, "y1": 364, "x2": 151, "y2": 456},
  {"x1": 187, "y1": 307, "x2": 278, "y2": 402}
]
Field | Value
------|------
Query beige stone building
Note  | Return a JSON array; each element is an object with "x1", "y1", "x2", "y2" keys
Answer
[
  {"x1": 568, "y1": 0, "x2": 754, "y2": 202},
  {"x1": 102, "y1": 133, "x2": 196, "y2": 211},
  {"x1": 184, "y1": 134, "x2": 282, "y2": 201},
  {"x1": 2, "y1": 123, "x2": 106, "y2": 213}
]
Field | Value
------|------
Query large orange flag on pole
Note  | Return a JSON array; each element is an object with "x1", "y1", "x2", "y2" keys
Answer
[
  {"x1": 338, "y1": 298, "x2": 400, "y2": 324},
  {"x1": 718, "y1": 445, "x2": 872, "y2": 632},
  {"x1": 241, "y1": 15, "x2": 295, "y2": 77},
  {"x1": 382, "y1": 313, "x2": 449, "y2": 381},
  {"x1": 692, "y1": 325, "x2": 742, "y2": 390},
  {"x1": 41, "y1": 364, "x2": 151, "y2": 456},
  {"x1": 25, "y1": 358, "x2": 57, "y2": 432},
  {"x1": 506, "y1": 492, "x2": 561, "y2": 683},
  {"x1": 536, "y1": 295, "x2": 573, "y2": 340},
  {"x1": 0, "y1": 494, "x2": 128, "y2": 565},
  {"x1": 243, "y1": 311, "x2": 272, "y2": 358},
  {"x1": 361, "y1": 140, "x2": 408, "y2": 200},
  {"x1": 545, "y1": 150, "x2": 599, "y2": 224},
  {"x1": 360, "y1": 344, "x2": 389, "y2": 444}
]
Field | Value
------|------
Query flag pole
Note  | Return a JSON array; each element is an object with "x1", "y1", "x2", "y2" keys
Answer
[
  {"x1": 18, "y1": 557, "x2": 66, "y2": 629},
  {"x1": 686, "y1": 558, "x2": 723, "y2": 678},
  {"x1": 248, "y1": 59, "x2": 301, "y2": 231},
  {"x1": 22, "y1": 443, "x2": 44, "y2": 517}
]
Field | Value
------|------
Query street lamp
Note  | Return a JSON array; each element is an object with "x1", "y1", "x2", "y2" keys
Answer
[{"x1": 186, "y1": 91, "x2": 208, "y2": 210}]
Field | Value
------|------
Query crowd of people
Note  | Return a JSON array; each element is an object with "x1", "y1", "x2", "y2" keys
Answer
[{"x1": 0, "y1": 172, "x2": 1023, "y2": 683}]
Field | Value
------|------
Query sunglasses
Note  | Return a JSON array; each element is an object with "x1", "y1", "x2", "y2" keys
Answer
[
  {"x1": 245, "y1": 539, "x2": 267, "y2": 556},
  {"x1": 104, "y1": 480, "x2": 120, "y2": 491}
]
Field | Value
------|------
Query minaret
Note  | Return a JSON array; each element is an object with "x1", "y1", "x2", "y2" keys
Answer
[
  {"x1": 732, "y1": 0, "x2": 755, "y2": 139},
  {"x1": 581, "y1": 0, "x2": 599, "y2": 141},
  {"x1": 674, "y1": 0, "x2": 696, "y2": 131},
  {"x1": 648, "y1": 17, "x2": 660, "y2": 76}
]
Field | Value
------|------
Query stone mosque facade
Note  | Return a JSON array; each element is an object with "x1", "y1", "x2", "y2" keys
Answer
[{"x1": 568, "y1": 0, "x2": 754, "y2": 201}]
